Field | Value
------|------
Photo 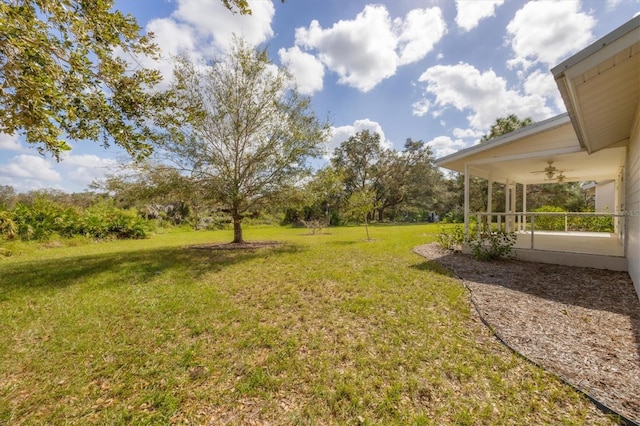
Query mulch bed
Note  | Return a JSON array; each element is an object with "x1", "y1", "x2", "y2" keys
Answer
[
  {"x1": 189, "y1": 241, "x2": 282, "y2": 250},
  {"x1": 414, "y1": 243, "x2": 640, "y2": 424}
]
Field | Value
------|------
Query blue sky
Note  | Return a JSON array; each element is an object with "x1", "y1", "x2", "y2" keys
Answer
[{"x1": 1, "y1": 0, "x2": 638, "y2": 193}]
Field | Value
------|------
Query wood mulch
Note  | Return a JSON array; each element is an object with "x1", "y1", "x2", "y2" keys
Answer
[
  {"x1": 189, "y1": 241, "x2": 282, "y2": 250},
  {"x1": 414, "y1": 243, "x2": 640, "y2": 424}
]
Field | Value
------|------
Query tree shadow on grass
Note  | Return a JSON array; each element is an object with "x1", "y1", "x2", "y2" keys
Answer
[
  {"x1": 0, "y1": 242, "x2": 304, "y2": 301},
  {"x1": 409, "y1": 261, "x2": 456, "y2": 277}
]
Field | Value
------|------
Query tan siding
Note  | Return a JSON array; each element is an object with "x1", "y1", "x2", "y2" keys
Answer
[
  {"x1": 595, "y1": 182, "x2": 615, "y2": 211},
  {"x1": 626, "y1": 105, "x2": 640, "y2": 300}
]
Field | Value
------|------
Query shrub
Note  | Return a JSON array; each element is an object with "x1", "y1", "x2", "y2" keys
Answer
[
  {"x1": 469, "y1": 231, "x2": 516, "y2": 261},
  {"x1": 79, "y1": 202, "x2": 147, "y2": 239},
  {"x1": 0, "y1": 210, "x2": 17, "y2": 240},
  {"x1": 300, "y1": 218, "x2": 327, "y2": 235},
  {"x1": 436, "y1": 225, "x2": 465, "y2": 251},
  {"x1": 568, "y1": 214, "x2": 614, "y2": 232},
  {"x1": 532, "y1": 206, "x2": 565, "y2": 231}
]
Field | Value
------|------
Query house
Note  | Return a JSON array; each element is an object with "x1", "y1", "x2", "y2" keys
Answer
[{"x1": 435, "y1": 16, "x2": 640, "y2": 299}]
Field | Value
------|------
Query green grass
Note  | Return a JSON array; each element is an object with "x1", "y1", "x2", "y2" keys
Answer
[{"x1": 0, "y1": 224, "x2": 616, "y2": 424}]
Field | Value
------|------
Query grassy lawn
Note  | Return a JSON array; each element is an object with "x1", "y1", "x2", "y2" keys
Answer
[{"x1": 0, "y1": 224, "x2": 615, "y2": 424}]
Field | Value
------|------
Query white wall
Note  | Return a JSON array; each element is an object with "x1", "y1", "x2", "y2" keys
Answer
[
  {"x1": 595, "y1": 181, "x2": 615, "y2": 211},
  {"x1": 626, "y1": 105, "x2": 640, "y2": 300}
]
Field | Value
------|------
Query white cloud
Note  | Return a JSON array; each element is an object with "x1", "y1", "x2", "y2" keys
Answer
[
  {"x1": 455, "y1": 0, "x2": 505, "y2": 32},
  {"x1": 173, "y1": 0, "x2": 275, "y2": 52},
  {"x1": 452, "y1": 127, "x2": 484, "y2": 139},
  {"x1": 0, "y1": 155, "x2": 62, "y2": 182},
  {"x1": 292, "y1": 5, "x2": 445, "y2": 92},
  {"x1": 606, "y1": 0, "x2": 623, "y2": 9},
  {"x1": 295, "y1": 6, "x2": 398, "y2": 92},
  {"x1": 326, "y1": 119, "x2": 392, "y2": 158},
  {"x1": 278, "y1": 46, "x2": 325, "y2": 95},
  {"x1": 396, "y1": 8, "x2": 447, "y2": 65},
  {"x1": 412, "y1": 99, "x2": 432, "y2": 117},
  {"x1": 506, "y1": 1, "x2": 595, "y2": 69},
  {"x1": 59, "y1": 154, "x2": 119, "y2": 189},
  {"x1": 415, "y1": 62, "x2": 552, "y2": 131},
  {"x1": 129, "y1": 0, "x2": 276, "y2": 87},
  {"x1": 0, "y1": 133, "x2": 24, "y2": 152},
  {"x1": 427, "y1": 135, "x2": 467, "y2": 159},
  {"x1": 524, "y1": 69, "x2": 564, "y2": 111}
]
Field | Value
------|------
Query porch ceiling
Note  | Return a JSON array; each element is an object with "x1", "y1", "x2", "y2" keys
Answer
[
  {"x1": 436, "y1": 114, "x2": 627, "y2": 185},
  {"x1": 466, "y1": 145, "x2": 626, "y2": 185},
  {"x1": 553, "y1": 16, "x2": 640, "y2": 154}
]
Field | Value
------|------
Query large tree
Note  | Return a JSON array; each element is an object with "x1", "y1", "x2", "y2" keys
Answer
[
  {"x1": 331, "y1": 130, "x2": 383, "y2": 194},
  {"x1": 164, "y1": 39, "x2": 329, "y2": 243},
  {"x1": 480, "y1": 114, "x2": 533, "y2": 143},
  {"x1": 0, "y1": 0, "x2": 171, "y2": 159},
  {"x1": 395, "y1": 139, "x2": 447, "y2": 219}
]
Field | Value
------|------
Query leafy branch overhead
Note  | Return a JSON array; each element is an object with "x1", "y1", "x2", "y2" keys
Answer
[
  {"x1": 223, "y1": 0, "x2": 286, "y2": 15},
  {"x1": 0, "y1": 0, "x2": 169, "y2": 159},
  {"x1": 1, "y1": 0, "x2": 284, "y2": 160}
]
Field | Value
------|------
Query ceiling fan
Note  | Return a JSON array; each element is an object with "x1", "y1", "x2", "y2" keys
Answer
[
  {"x1": 555, "y1": 171, "x2": 567, "y2": 182},
  {"x1": 530, "y1": 160, "x2": 557, "y2": 179}
]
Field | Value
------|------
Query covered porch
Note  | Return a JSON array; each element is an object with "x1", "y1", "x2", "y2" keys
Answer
[{"x1": 436, "y1": 114, "x2": 628, "y2": 271}]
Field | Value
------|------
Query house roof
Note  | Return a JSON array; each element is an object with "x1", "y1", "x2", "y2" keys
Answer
[
  {"x1": 552, "y1": 16, "x2": 640, "y2": 154},
  {"x1": 436, "y1": 17, "x2": 638, "y2": 185},
  {"x1": 436, "y1": 115, "x2": 625, "y2": 184}
]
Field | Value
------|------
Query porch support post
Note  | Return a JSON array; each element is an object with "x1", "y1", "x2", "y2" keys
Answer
[
  {"x1": 487, "y1": 176, "x2": 493, "y2": 231},
  {"x1": 614, "y1": 175, "x2": 621, "y2": 235},
  {"x1": 505, "y1": 179, "x2": 510, "y2": 232},
  {"x1": 522, "y1": 183, "x2": 527, "y2": 231},
  {"x1": 511, "y1": 181, "x2": 517, "y2": 232},
  {"x1": 464, "y1": 164, "x2": 470, "y2": 241}
]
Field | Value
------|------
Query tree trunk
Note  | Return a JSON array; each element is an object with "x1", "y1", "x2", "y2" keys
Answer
[
  {"x1": 364, "y1": 215, "x2": 370, "y2": 241},
  {"x1": 232, "y1": 207, "x2": 243, "y2": 243},
  {"x1": 377, "y1": 207, "x2": 384, "y2": 221}
]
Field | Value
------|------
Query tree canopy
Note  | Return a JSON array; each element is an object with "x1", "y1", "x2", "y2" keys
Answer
[
  {"x1": 0, "y1": 0, "x2": 171, "y2": 159},
  {"x1": 163, "y1": 38, "x2": 329, "y2": 243},
  {"x1": 480, "y1": 114, "x2": 533, "y2": 143}
]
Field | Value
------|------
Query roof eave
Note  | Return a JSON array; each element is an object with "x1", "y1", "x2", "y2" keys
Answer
[
  {"x1": 435, "y1": 113, "x2": 571, "y2": 167},
  {"x1": 551, "y1": 16, "x2": 640, "y2": 154}
]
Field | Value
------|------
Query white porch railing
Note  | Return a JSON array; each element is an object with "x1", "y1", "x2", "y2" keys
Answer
[{"x1": 472, "y1": 211, "x2": 625, "y2": 251}]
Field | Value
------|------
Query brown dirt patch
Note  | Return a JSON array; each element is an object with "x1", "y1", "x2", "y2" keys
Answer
[
  {"x1": 189, "y1": 241, "x2": 282, "y2": 250},
  {"x1": 414, "y1": 242, "x2": 640, "y2": 424}
]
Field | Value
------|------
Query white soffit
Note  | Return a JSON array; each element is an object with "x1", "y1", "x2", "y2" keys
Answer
[
  {"x1": 436, "y1": 115, "x2": 576, "y2": 173},
  {"x1": 553, "y1": 16, "x2": 640, "y2": 153}
]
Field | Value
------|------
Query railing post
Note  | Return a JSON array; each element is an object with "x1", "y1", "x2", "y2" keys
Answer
[
  {"x1": 564, "y1": 213, "x2": 568, "y2": 232},
  {"x1": 530, "y1": 215, "x2": 535, "y2": 249}
]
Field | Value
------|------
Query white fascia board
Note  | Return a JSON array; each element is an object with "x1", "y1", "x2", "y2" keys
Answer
[
  {"x1": 466, "y1": 146, "x2": 584, "y2": 166},
  {"x1": 551, "y1": 16, "x2": 640, "y2": 79},
  {"x1": 435, "y1": 113, "x2": 571, "y2": 167},
  {"x1": 552, "y1": 16, "x2": 640, "y2": 153}
]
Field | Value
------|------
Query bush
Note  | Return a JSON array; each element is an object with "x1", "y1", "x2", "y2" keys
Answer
[
  {"x1": 79, "y1": 202, "x2": 147, "y2": 239},
  {"x1": 532, "y1": 206, "x2": 565, "y2": 231},
  {"x1": 436, "y1": 225, "x2": 465, "y2": 251},
  {"x1": 469, "y1": 231, "x2": 516, "y2": 261},
  {"x1": 2, "y1": 199, "x2": 148, "y2": 242},
  {"x1": 568, "y1": 214, "x2": 614, "y2": 232},
  {"x1": 532, "y1": 206, "x2": 614, "y2": 232},
  {"x1": 0, "y1": 210, "x2": 17, "y2": 240},
  {"x1": 300, "y1": 218, "x2": 327, "y2": 235}
]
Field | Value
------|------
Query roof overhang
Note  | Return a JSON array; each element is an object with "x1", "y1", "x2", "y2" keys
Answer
[
  {"x1": 552, "y1": 16, "x2": 640, "y2": 154},
  {"x1": 436, "y1": 115, "x2": 626, "y2": 185}
]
